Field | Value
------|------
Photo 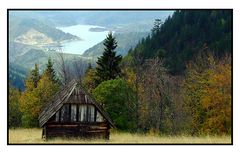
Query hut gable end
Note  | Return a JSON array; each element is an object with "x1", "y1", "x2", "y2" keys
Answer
[{"x1": 38, "y1": 79, "x2": 115, "y2": 128}]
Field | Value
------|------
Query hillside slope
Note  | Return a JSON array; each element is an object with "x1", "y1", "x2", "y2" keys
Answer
[
  {"x1": 83, "y1": 32, "x2": 149, "y2": 58},
  {"x1": 128, "y1": 10, "x2": 232, "y2": 74},
  {"x1": 9, "y1": 15, "x2": 79, "y2": 43},
  {"x1": 9, "y1": 63, "x2": 28, "y2": 90}
]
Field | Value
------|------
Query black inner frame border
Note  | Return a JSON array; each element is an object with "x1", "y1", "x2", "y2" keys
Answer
[{"x1": 7, "y1": 8, "x2": 233, "y2": 145}]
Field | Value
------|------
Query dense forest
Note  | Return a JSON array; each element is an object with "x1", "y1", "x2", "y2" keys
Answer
[
  {"x1": 128, "y1": 10, "x2": 232, "y2": 75},
  {"x1": 9, "y1": 10, "x2": 232, "y2": 136}
]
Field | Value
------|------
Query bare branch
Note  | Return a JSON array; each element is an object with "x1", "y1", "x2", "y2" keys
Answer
[{"x1": 55, "y1": 50, "x2": 69, "y2": 85}]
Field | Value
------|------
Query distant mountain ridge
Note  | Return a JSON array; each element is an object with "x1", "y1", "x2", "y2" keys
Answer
[
  {"x1": 10, "y1": 11, "x2": 173, "y2": 27},
  {"x1": 9, "y1": 16, "x2": 80, "y2": 43},
  {"x1": 8, "y1": 10, "x2": 174, "y2": 90}
]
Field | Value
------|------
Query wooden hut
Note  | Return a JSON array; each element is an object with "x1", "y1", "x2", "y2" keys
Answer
[{"x1": 38, "y1": 79, "x2": 115, "y2": 140}]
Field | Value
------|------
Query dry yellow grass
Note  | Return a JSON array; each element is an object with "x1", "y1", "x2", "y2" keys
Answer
[{"x1": 9, "y1": 128, "x2": 231, "y2": 144}]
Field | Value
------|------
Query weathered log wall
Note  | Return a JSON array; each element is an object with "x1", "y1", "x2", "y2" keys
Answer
[{"x1": 42, "y1": 122, "x2": 110, "y2": 140}]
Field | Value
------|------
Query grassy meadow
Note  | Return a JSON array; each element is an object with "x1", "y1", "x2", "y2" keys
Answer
[{"x1": 9, "y1": 128, "x2": 231, "y2": 144}]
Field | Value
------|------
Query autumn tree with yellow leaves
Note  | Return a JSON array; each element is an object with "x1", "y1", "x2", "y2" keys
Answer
[
  {"x1": 183, "y1": 53, "x2": 231, "y2": 135},
  {"x1": 19, "y1": 61, "x2": 59, "y2": 127}
]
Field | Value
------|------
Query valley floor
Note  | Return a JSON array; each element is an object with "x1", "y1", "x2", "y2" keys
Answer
[{"x1": 8, "y1": 128, "x2": 231, "y2": 144}]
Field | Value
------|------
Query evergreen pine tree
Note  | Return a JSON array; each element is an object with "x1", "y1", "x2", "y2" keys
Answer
[
  {"x1": 26, "y1": 64, "x2": 40, "y2": 89},
  {"x1": 44, "y1": 57, "x2": 58, "y2": 84},
  {"x1": 96, "y1": 32, "x2": 122, "y2": 84},
  {"x1": 151, "y1": 19, "x2": 162, "y2": 35}
]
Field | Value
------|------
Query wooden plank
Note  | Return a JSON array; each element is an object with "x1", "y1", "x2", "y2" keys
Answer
[
  {"x1": 76, "y1": 104, "x2": 79, "y2": 122},
  {"x1": 94, "y1": 106, "x2": 97, "y2": 122},
  {"x1": 48, "y1": 124, "x2": 78, "y2": 128},
  {"x1": 87, "y1": 130, "x2": 108, "y2": 133},
  {"x1": 47, "y1": 121, "x2": 107, "y2": 125},
  {"x1": 89, "y1": 126, "x2": 108, "y2": 129}
]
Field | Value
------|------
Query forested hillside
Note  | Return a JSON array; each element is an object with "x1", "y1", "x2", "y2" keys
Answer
[
  {"x1": 128, "y1": 10, "x2": 232, "y2": 75},
  {"x1": 9, "y1": 63, "x2": 28, "y2": 90}
]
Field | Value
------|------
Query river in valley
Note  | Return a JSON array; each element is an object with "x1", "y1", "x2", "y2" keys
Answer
[{"x1": 57, "y1": 24, "x2": 110, "y2": 55}]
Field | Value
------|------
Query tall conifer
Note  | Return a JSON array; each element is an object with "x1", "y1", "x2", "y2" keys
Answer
[
  {"x1": 44, "y1": 57, "x2": 58, "y2": 84},
  {"x1": 96, "y1": 32, "x2": 122, "y2": 84},
  {"x1": 25, "y1": 63, "x2": 40, "y2": 90}
]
